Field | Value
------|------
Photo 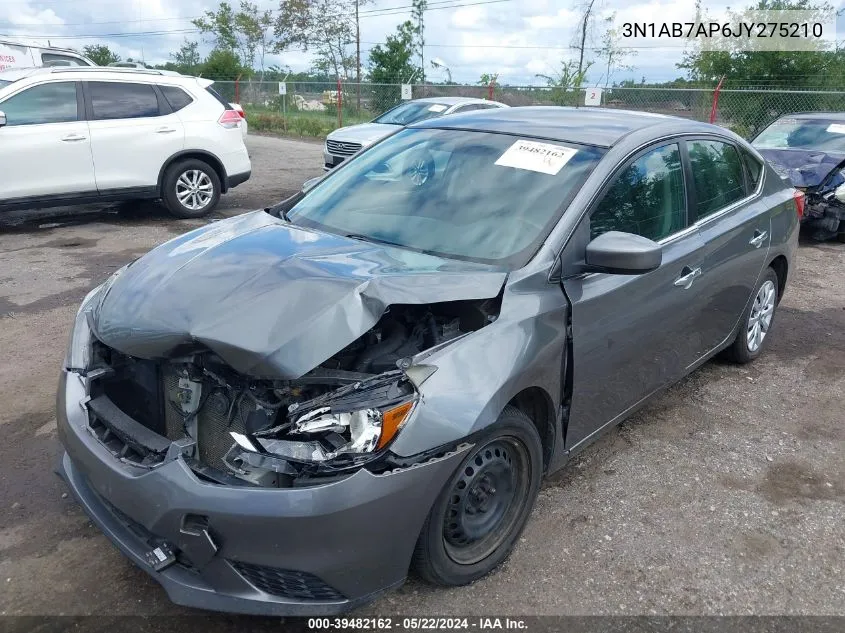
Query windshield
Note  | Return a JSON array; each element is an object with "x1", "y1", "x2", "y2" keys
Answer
[
  {"x1": 373, "y1": 101, "x2": 452, "y2": 126},
  {"x1": 753, "y1": 117, "x2": 845, "y2": 152},
  {"x1": 0, "y1": 79, "x2": 11, "y2": 89},
  {"x1": 287, "y1": 128, "x2": 605, "y2": 268}
]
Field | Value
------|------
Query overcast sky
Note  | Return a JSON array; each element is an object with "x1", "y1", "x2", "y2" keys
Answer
[{"x1": 0, "y1": 0, "x2": 814, "y2": 85}]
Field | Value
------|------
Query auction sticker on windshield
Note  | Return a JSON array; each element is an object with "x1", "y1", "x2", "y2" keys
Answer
[
  {"x1": 428, "y1": 104, "x2": 448, "y2": 112},
  {"x1": 495, "y1": 139, "x2": 578, "y2": 175},
  {"x1": 827, "y1": 123, "x2": 845, "y2": 134}
]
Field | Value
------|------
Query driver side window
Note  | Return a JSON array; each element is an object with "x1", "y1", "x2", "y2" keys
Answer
[{"x1": 590, "y1": 143, "x2": 686, "y2": 242}]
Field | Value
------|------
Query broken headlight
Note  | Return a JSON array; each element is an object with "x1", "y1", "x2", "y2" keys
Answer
[
  {"x1": 64, "y1": 284, "x2": 102, "y2": 373},
  {"x1": 228, "y1": 400, "x2": 415, "y2": 468}
]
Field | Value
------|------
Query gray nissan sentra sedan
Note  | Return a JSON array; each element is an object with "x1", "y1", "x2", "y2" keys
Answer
[{"x1": 57, "y1": 107, "x2": 799, "y2": 615}]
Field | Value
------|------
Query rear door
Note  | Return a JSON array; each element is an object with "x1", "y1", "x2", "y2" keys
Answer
[
  {"x1": 85, "y1": 80, "x2": 185, "y2": 191},
  {"x1": 683, "y1": 138, "x2": 771, "y2": 356},
  {"x1": 562, "y1": 141, "x2": 709, "y2": 449},
  {"x1": 0, "y1": 80, "x2": 95, "y2": 200}
]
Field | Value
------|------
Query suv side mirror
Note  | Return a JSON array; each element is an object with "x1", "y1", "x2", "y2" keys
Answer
[
  {"x1": 583, "y1": 231, "x2": 662, "y2": 275},
  {"x1": 0, "y1": 111, "x2": 6, "y2": 128}
]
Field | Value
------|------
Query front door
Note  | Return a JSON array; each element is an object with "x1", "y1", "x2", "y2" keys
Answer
[
  {"x1": 562, "y1": 141, "x2": 708, "y2": 449},
  {"x1": 0, "y1": 81, "x2": 95, "y2": 201}
]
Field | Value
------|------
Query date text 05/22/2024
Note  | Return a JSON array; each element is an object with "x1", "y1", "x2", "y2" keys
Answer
[{"x1": 307, "y1": 617, "x2": 529, "y2": 631}]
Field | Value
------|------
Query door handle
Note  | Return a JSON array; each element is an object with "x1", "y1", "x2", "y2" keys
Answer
[
  {"x1": 155, "y1": 127, "x2": 177, "y2": 134},
  {"x1": 674, "y1": 266, "x2": 702, "y2": 289},
  {"x1": 749, "y1": 230, "x2": 768, "y2": 248},
  {"x1": 61, "y1": 134, "x2": 87, "y2": 142}
]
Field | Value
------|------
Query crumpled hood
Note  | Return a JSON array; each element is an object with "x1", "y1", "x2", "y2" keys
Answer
[
  {"x1": 327, "y1": 122, "x2": 399, "y2": 147},
  {"x1": 756, "y1": 147, "x2": 845, "y2": 188},
  {"x1": 91, "y1": 211, "x2": 507, "y2": 378}
]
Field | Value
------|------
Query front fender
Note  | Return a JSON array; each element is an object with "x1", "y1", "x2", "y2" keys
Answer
[{"x1": 389, "y1": 274, "x2": 570, "y2": 458}]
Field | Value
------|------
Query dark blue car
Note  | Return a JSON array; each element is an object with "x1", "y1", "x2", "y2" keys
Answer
[{"x1": 753, "y1": 112, "x2": 845, "y2": 241}]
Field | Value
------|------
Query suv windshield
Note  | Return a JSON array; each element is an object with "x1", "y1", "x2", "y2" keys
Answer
[
  {"x1": 373, "y1": 102, "x2": 452, "y2": 126},
  {"x1": 288, "y1": 128, "x2": 605, "y2": 268},
  {"x1": 753, "y1": 117, "x2": 845, "y2": 152}
]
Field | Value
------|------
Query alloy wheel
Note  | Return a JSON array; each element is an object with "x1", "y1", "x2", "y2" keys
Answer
[
  {"x1": 176, "y1": 170, "x2": 214, "y2": 211},
  {"x1": 747, "y1": 279, "x2": 776, "y2": 352}
]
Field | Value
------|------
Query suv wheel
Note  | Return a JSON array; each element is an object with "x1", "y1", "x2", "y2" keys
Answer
[{"x1": 162, "y1": 159, "x2": 221, "y2": 218}]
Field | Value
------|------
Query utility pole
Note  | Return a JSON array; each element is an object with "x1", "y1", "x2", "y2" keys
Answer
[{"x1": 356, "y1": 0, "x2": 361, "y2": 112}]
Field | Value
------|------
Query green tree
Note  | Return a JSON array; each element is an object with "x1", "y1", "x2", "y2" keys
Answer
[
  {"x1": 82, "y1": 44, "x2": 121, "y2": 66},
  {"x1": 677, "y1": 0, "x2": 842, "y2": 133},
  {"x1": 275, "y1": 0, "x2": 356, "y2": 79},
  {"x1": 596, "y1": 12, "x2": 635, "y2": 88},
  {"x1": 536, "y1": 60, "x2": 592, "y2": 105},
  {"x1": 170, "y1": 40, "x2": 201, "y2": 74},
  {"x1": 411, "y1": 0, "x2": 427, "y2": 83},
  {"x1": 368, "y1": 20, "x2": 418, "y2": 112},
  {"x1": 193, "y1": 1, "x2": 276, "y2": 73},
  {"x1": 201, "y1": 48, "x2": 246, "y2": 81}
]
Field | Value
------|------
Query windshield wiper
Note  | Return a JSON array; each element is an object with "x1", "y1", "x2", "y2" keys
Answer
[{"x1": 344, "y1": 233, "x2": 407, "y2": 249}]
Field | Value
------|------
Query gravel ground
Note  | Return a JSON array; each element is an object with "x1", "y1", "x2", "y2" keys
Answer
[{"x1": 0, "y1": 134, "x2": 842, "y2": 624}]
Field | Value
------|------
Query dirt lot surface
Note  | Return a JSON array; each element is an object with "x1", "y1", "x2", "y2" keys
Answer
[{"x1": 0, "y1": 135, "x2": 843, "y2": 627}]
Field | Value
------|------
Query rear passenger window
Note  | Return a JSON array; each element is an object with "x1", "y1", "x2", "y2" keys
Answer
[
  {"x1": 687, "y1": 140, "x2": 746, "y2": 218},
  {"x1": 160, "y1": 85, "x2": 193, "y2": 112},
  {"x1": 90, "y1": 81, "x2": 159, "y2": 120},
  {"x1": 591, "y1": 143, "x2": 686, "y2": 242}
]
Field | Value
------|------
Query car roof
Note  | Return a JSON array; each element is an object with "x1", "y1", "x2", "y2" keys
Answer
[
  {"x1": 0, "y1": 38, "x2": 84, "y2": 55},
  {"x1": 0, "y1": 66, "x2": 191, "y2": 85},
  {"x1": 411, "y1": 106, "x2": 721, "y2": 148},
  {"x1": 413, "y1": 96, "x2": 504, "y2": 106}
]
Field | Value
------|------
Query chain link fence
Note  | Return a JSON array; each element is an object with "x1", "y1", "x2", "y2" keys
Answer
[{"x1": 213, "y1": 79, "x2": 845, "y2": 140}]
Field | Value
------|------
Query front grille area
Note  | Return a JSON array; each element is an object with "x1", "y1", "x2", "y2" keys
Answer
[
  {"x1": 159, "y1": 366, "x2": 257, "y2": 471},
  {"x1": 230, "y1": 561, "x2": 345, "y2": 602},
  {"x1": 196, "y1": 389, "x2": 254, "y2": 471},
  {"x1": 326, "y1": 139, "x2": 362, "y2": 157}
]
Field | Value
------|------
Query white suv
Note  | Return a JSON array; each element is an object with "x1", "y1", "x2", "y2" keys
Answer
[{"x1": 0, "y1": 67, "x2": 251, "y2": 218}]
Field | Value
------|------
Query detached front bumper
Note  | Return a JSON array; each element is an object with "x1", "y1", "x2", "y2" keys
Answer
[{"x1": 56, "y1": 370, "x2": 467, "y2": 616}]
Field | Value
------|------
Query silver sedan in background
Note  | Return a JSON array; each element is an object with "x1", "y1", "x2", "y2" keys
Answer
[{"x1": 323, "y1": 96, "x2": 509, "y2": 170}]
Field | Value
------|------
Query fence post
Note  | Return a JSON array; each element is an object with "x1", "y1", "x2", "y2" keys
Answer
[
  {"x1": 235, "y1": 74, "x2": 241, "y2": 104},
  {"x1": 337, "y1": 77, "x2": 343, "y2": 129},
  {"x1": 709, "y1": 75, "x2": 725, "y2": 124}
]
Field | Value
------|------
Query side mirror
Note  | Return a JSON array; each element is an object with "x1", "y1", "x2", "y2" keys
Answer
[
  {"x1": 301, "y1": 176, "x2": 321, "y2": 193},
  {"x1": 0, "y1": 111, "x2": 6, "y2": 128},
  {"x1": 583, "y1": 231, "x2": 662, "y2": 275}
]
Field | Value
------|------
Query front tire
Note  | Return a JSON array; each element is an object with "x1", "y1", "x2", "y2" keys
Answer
[
  {"x1": 723, "y1": 267, "x2": 779, "y2": 364},
  {"x1": 412, "y1": 406, "x2": 542, "y2": 586},
  {"x1": 162, "y1": 159, "x2": 221, "y2": 219}
]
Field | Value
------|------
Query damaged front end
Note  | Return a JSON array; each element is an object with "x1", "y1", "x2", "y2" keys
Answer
[
  {"x1": 74, "y1": 296, "x2": 500, "y2": 488},
  {"x1": 802, "y1": 179, "x2": 845, "y2": 241}
]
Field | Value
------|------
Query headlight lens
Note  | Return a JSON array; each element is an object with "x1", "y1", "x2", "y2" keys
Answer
[
  {"x1": 64, "y1": 285, "x2": 102, "y2": 372},
  {"x1": 229, "y1": 400, "x2": 415, "y2": 464},
  {"x1": 64, "y1": 262, "x2": 130, "y2": 373}
]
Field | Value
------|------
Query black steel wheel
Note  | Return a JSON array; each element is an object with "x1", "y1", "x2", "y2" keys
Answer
[{"x1": 413, "y1": 406, "x2": 542, "y2": 586}]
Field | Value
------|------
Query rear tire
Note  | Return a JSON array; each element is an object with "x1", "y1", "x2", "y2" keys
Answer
[
  {"x1": 412, "y1": 406, "x2": 542, "y2": 586},
  {"x1": 162, "y1": 159, "x2": 221, "y2": 219},
  {"x1": 723, "y1": 267, "x2": 779, "y2": 364},
  {"x1": 837, "y1": 220, "x2": 845, "y2": 243}
]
